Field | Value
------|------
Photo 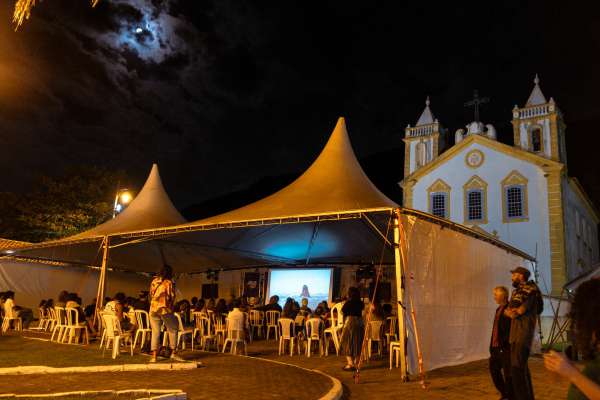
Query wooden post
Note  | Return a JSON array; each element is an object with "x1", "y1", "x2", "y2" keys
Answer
[
  {"x1": 393, "y1": 209, "x2": 409, "y2": 380},
  {"x1": 94, "y1": 236, "x2": 110, "y2": 327}
]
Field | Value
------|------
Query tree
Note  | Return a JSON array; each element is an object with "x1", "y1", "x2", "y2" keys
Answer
[
  {"x1": 0, "y1": 166, "x2": 128, "y2": 242},
  {"x1": 13, "y1": 0, "x2": 100, "y2": 28}
]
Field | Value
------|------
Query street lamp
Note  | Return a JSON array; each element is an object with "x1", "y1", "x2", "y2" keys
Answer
[{"x1": 113, "y1": 188, "x2": 133, "y2": 218}]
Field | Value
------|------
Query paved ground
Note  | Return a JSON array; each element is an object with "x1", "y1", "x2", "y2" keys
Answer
[{"x1": 0, "y1": 331, "x2": 571, "y2": 399}]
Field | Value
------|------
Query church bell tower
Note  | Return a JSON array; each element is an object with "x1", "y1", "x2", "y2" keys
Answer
[
  {"x1": 512, "y1": 75, "x2": 567, "y2": 164},
  {"x1": 403, "y1": 97, "x2": 445, "y2": 178}
]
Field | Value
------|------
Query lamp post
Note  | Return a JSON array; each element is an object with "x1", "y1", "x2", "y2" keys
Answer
[{"x1": 112, "y1": 188, "x2": 132, "y2": 218}]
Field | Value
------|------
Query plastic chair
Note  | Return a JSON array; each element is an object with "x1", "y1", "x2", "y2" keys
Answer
[
  {"x1": 385, "y1": 316, "x2": 398, "y2": 347},
  {"x1": 30, "y1": 307, "x2": 48, "y2": 331},
  {"x1": 197, "y1": 317, "x2": 218, "y2": 351},
  {"x1": 249, "y1": 310, "x2": 264, "y2": 340},
  {"x1": 366, "y1": 320, "x2": 383, "y2": 359},
  {"x1": 192, "y1": 312, "x2": 204, "y2": 348},
  {"x1": 133, "y1": 310, "x2": 152, "y2": 351},
  {"x1": 101, "y1": 313, "x2": 132, "y2": 358},
  {"x1": 389, "y1": 341, "x2": 402, "y2": 370},
  {"x1": 305, "y1": 318, "x2": 324, "y2": 357},
  {"x1": 324, "y1": 302, "x2": 344, "y2": 355},
  {"x1": 64, "y1": 308, "x2": 89, "y2": 345},
  {"x1": 265, "y1": 310, "x2": 280, "y2": 341},
  {"x1": 46, "y1": 307, "x2": 57, "y2": 332},
  {"x1": 213, "y1": 315, "x2": 227, "y2": 346},
  {"x1": 278, "y1": 318, "x2": 296, "y2": 356},
  {"x1": 222, "y1": 317, "x2": 247, "y2": 355},
  {"x1": 50, "y1": 307, "x2": 67, "y2": 342},
  {"x1": 174, "y1": 312, "x2": 193, "y2": 350}
]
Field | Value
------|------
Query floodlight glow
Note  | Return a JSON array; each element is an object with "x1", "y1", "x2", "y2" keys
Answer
[{"x1": 120, "y1": 192, "x2": 132, "y2": 204}]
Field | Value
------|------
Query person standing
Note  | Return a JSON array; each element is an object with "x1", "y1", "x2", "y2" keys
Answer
[
  {"x1": 505, "y1": 267, "x2": 543, "y2": 400},
  {"x1": 544, "y1": 278, "x2": 600, "y2": 400},
  {"x1": 340, "y1": 287, "x2": 365, "y2": 371},
  {"x1": 490, "y1": 286, "x2": 513, "y2": 400},
  {"x1": 149, "y1": 264, "x2": 178, "y2": 362}
]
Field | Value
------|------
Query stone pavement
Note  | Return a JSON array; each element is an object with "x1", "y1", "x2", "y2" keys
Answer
[
  {"x1": 243, "y1": 341, "x2": 570, "y2": 399},
  {"x1": 0, "y1": 332, "x2": 571, "y2": 400},
  {"x1": 0, "y1": 351, "x2": 333, "y2": 400}
]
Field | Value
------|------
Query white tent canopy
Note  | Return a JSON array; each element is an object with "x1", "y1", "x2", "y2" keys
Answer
[{"x1": 4, "y1": 117, "x2": 534, "y2": 375}]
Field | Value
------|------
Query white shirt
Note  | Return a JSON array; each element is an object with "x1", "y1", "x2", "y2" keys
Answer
[{"x1": 227, "y1": 308, "x2": 248, "y2": 331}]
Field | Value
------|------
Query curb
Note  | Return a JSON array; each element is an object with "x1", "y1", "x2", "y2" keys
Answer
[
  {"x1": 0, "y1": 362, "x2": 199, "y2": 375},
  {"x1": 238, "y1": 355, "x2": 343, "y2": 400},
  {"x1": 0, "y1": 389, "x2": 186, "y2": 399}
]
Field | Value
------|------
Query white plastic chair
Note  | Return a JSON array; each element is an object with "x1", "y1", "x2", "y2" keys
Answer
[
  {"x1": 101, "y1": 313, "x2": 132, "y2": 358},
  {"x1": 305, "y1": 318, "x2": 324, "y2": 357},
  {"x1": 265, "y1": 310, "x2": 280, "y2": 341},
  {"x1": 366, "y1": 320, "x2": 383, "y2": 359},
  {"x1": 133, "y1": 310, "x2": 152, "y2": 351},
  {"x1": 46, "y1": 307, "x2": 57, "y2": 332},
  {"x1": 390, "y1": 341, "x2": 402, "y2": 370},
  {"x1": 213, "y1": 315, "x2": 227, "y2": 346},
  {"x1": 64, "y1": 308, "x2": 89, "y2": 345},
  {"x1": 30, "y1": 307, "x2": 48, "y2": 331},
  {"x1": 50, "y1": 307, "x2": 67, "y2": 342},
  {"x1": 249, "y1": 310, "x2": 264, "y2": 341},
  {"x1": 222, "y1": 317, "x2": 247, "y2": 355},
  {"x1": 173, "y1": 312, "x2": 193, "y2": 350},
  {"x1": 278, "y1": 318, "x2": 296, "y2": 356},
  {"x1": 385, "y1": 316, "x2": 398, "y2": 347},
  {"x1": 1, "y1": 314, "x2": 21, "y2": 333},
  {"x1": 192, "y1": 312, "x2": 204, "y2": 349},
  {"x1": 197, "y1": 316, "x2": 218, "y2": 351},
  {"x1": 324, "y1": 302, "x2": 344, "y2": 355}
]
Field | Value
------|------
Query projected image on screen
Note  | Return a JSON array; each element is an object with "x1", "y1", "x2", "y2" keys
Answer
[{"x1": 269, "y1": 269, "x2": 331, "y2": 310}]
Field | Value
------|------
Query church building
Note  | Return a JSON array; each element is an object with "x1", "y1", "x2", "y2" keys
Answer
[{"x1": 399, "y1": 76, "x2": 599, "y2": 299}]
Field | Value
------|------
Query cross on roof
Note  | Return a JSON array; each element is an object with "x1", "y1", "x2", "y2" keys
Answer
[{"x1": 464, "y1": 89, "x2": 489, "y2": 123}]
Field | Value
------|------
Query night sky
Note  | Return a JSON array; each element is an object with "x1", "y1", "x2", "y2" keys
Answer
[{"x1": 1, "y1": 1, "x2": 599, "y2": 214}]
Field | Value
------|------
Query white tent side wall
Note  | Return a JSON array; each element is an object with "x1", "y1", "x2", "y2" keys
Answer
[
  {"x1": 0, "y1": 260, "x2": 148, "y2": 312},
  {"x1": 400, "y1": 214, "x2": 526, "y2": 372}
]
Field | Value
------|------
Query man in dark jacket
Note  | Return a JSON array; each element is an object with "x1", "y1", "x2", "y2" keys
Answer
[
  {"x1": 505, "y1": 267, "x2": 542, "y2": 400},
  {"x1": 490, "y1": 286, "x2": 513, "y2": 400}
]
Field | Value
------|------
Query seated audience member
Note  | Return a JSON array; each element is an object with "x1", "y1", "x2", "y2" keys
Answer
[
  {"x1": 194, "y1": 298, "x2": 205, "y2": 312},
  {"x1": 104, "y1": 292, "x2": 132, "y2": 331},
  {"x1": 39, "y1": 299, "x2": 47, "y2": 312},
  {"x1": 84, "y1": 299, "x2": 97, "y2": 319},
  {"x1": 226, "y1": 295, "x2": 236, "y2": 312},
  {"x1": 55, "y1": 290, "x2": 69, "y2": 308},
  {"x1": 227, "y1": 299, "x2": 249, "y2": 339},
  {"x1": 256, "y1": 295, "x2": 282, "y2": 313},
  {"x1": 370, "y1": 301, "x2": 385, "y2": 321},
  {"x1": 282, "y1": 297, "x2": 298, "y2": 319},
  {"x1": 215, "y1": 298, "x2": 228, "y2": 318},
  {"x1": 190, "y1": 297, "x2": 198, "y2": 310},
  {"x1": 65, "y1": 293, "x2": 86, "y2": 323},
  {"x1": 298, "y1": 298, "x2": 312, "y2": 316},
  {"x1": 176, "y1": 300, "x2": 192, "y2": 326},
  {"x1": 133, "y1": 291, "x2": 150, "y2": 311},
  {"x1": 3, "y1": 291, "x2": 34, "y2": 328},
  {"x1": 45, "y1": 299, "x2": 54, "y2": 310},
  {"x1": 544, "y1": 278, "x2": 600, "y2": 399}
]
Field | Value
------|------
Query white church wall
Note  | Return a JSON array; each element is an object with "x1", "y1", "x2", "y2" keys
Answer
[
  {"x1": 563, "y1": 180, "x2": 600, "y2": 281},
  {"x1": 410, "y1": 141, "x2": 553, "y2": 299}
]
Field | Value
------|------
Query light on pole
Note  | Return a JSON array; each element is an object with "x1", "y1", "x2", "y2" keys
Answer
[{"x1": 113, "y1": 188, "x2": 132, "y2": 218}]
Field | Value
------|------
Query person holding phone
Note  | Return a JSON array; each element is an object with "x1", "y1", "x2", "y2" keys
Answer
[{"x1": 544, "y1": 278, "x2": 600, "y2": 400}]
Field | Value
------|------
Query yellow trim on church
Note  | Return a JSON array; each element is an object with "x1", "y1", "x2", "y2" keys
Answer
[
  {"x1": 544, "y1": 167, "x2": 567, "y2": 294},
  {"x1": 427, "y1": 179, "x2": 451, "y2": 218},
  {"x1": 400, "y1": 134, "x2": 563, "y2": 187},
  {"x1": 501, "y1": 170, "x2": 529, "y2": 223},
  {"x1": 463, "y1": 175, "x2": 488, "y2": 224}
]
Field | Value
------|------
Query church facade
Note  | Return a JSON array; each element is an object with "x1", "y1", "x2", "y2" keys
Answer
[{"x1": 399, "y1": 76, "x2": 599, "y2": 298}]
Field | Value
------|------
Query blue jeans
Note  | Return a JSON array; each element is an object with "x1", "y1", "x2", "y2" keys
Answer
[{"x1": 149, "y1": 312, "x2": 178, "y2": 351}]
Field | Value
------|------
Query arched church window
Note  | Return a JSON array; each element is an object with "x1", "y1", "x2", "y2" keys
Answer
[
  {"x1": 530, "y1": 126, "x2": 542, "y2": 152},
  {"x1": 463, "y1": 175, "x2": 488, "y2": 224},
  {"x1": 501, "y1": 170, "x2": 529, "y2": 223}
]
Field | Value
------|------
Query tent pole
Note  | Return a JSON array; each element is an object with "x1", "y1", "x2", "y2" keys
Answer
[
  {"x1": 393, "y1": 209, "x2": 408, "y2": 381},
  {"x1": 94, "y1": 236, "x2": 110, "y2": 327}
]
